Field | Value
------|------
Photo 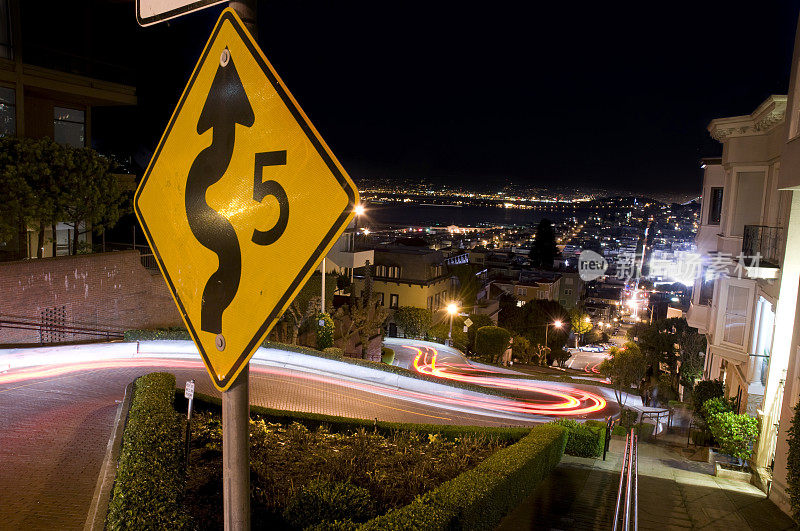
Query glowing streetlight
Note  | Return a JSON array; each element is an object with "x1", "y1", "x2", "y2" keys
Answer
[
  {"x1": 447, "y1": 302, "x2": 459, "y2": 345},
  {"x1": 354, "y1": 204, "x2": 365, "y2": 216},
  {"x1": 545, "y1": 319, "x2": 563, "y2": 347}
]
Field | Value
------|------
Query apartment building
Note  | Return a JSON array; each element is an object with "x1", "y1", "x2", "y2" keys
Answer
[
  {"x1": 0, "y1": 0, "x2": 136, "y2": 260},
  {"x1": 352, "y1": 245, "x2": 452, "y2": 312},
  {"x1": 769, "y1": 13, "x2": 800, "y2": 515},
  {"x1": 688, "y1": 96, "x2": 791, "y2": 472},
  {"x1": 324, "y1": 219, "x2": 374, "y2": 281}
]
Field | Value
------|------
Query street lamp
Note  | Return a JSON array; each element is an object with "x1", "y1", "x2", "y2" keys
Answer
[
  {"x1": 447, "y1": 302, "x2": 459, "y2": 345},
  {"x1": 546, "y1": 319, "x2": 563, "y2": 347}
]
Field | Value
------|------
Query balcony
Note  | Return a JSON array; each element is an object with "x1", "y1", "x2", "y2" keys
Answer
[
  {"x1": 740, "y1": 225, "x2": 784, "y2": 279},
  {"x1": 686, "y1": 302, "x2": 710, "y2": 333}
]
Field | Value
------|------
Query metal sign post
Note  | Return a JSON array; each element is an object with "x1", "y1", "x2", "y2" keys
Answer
[{"x1": 184, "y1": 379, "x2": 196, "y2": 471}]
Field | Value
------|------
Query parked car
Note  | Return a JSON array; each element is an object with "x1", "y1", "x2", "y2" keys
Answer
[{"x1": 578, "y1": 344, "x2": 604, "y2": 352}]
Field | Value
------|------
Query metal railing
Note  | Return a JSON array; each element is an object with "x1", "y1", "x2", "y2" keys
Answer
[
  {"x1": 742, "y1": 225, "x2": 784, "y2": 268},
  {"x1": 0, "y1": 312, "x2": 127, "y2": 344},
  {"x1": 613, "y1": 430, "x2": 638, "y2": 531}
]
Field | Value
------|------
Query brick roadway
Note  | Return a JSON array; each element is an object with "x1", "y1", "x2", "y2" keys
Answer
[{"x1": 0, "y1": 360, "x2": 540, "y2": 530}]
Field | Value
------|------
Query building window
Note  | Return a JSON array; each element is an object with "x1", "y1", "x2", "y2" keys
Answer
[
  {"x1": 564, "y1": 288, "x2": 572, "y2": 296},
  {"x1": 565, "y1": 277, "x2": 573, "y2": 285},
  {"x1": 723, "y1": 285, "x2": 749, "y2": 346},
  {"x1": 376, "y1": 292, "x2": 384, "y2": 306},
  {"x1": 427, "y1": 296, "x2": 433, "y2": 310},
  {"x1": 708, "y1": 187, "x2": 723, "y2": 225},
  {"x1": 0, "y1": 0, "x2": 10, "y2": 59},
  {"x1": 0, "y1": 85, "x2": 14, "y2": 136},
  {"x1": 54, "y1": 107, "x2": 85, "y2": 147},
  {"x1": 389, "y1": 294, "x2": 399, "y2": 309},
  {"x1": 434, "y1": 293, "x2": 440, "y2": 309},
  {"x1": 517, "y1": 287, "x2": 527, "y2": 296}
]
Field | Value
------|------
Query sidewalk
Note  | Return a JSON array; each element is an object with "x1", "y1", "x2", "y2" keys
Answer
[{"x1": 498, "y1": 436, "x2": 795, "y2": 530}]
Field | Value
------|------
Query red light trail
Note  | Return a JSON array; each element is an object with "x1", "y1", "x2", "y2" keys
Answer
[{"x1": 409, "y1": 345, "x2": 607, "y2": 416}]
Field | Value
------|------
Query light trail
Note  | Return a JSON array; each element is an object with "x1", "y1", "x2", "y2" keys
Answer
[{"x1": 409, "y1": 345, "x2": 607, "y2": 416}]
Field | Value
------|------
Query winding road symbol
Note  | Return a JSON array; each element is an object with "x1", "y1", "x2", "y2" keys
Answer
[
  {"x1": 134, "y1": 8, "x2": 359, "y2": 390},
  {"x1": 185, "y1": 51, "x2": 289, "y2": 334}
]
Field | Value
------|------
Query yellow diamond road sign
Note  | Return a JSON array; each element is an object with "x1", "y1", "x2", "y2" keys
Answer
[{"x1": 134, "y1": 8, "x2": 358, "y2": 391}]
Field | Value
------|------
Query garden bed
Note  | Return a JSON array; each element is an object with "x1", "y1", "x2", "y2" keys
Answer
[{"x1": 186, "y1": 410, "x2": 511, "y2": 529}]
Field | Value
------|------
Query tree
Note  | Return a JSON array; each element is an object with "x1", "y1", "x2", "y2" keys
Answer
[
  {"x1": 335, "y1": 261, "x2": 389, "y2": 358},
  {"x1": 532, "y1": 218, "x2": 557, "y2": 269},
  {"x1": 599, "y1": 343, "x2": 647, "y2": 408},
  {"x1": 465, "y1": 313, "x2": 495, "y2": 353},
  {"x1": 0, "y1": 137, "x2": 67, "y2": 259},
  {"x1": 393, "y1": 306, "x2": 433, "y2": 339},
  {"x1": 450, "y1": 263, "x2": 481, "y2": 308},
  {"x1": 274, "y1": 272, "x2": 337, "y2": 344},
  {"x1": 569, "y1": 309, "x2": 592, "y2": 347},
  {"x1": 512, "y1": 335, "x2": 532, "y2": 364},
  {"x1": 475, "y1": 326, "x2": 512, "y2": 363},
  {"x1": 58, "y1": 146, "x2": 128, "y2": 254}
]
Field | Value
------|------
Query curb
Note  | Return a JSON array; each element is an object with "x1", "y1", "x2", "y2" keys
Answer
[{"x1": 83, "y1": 381, "x2": 134, "y2": 530}]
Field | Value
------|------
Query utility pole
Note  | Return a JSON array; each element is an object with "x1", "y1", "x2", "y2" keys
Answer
[{"x1": 224, "y1": 4, "x2": 256, "y2": 530}]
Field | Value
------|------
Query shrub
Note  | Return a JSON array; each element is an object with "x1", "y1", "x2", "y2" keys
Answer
[
  {"x1": 107, "y1": 373, "x2": 190, "y2": 529},
  {"x1": 124, "y1": 327, "x2": 191, "y2": 341},
  {"x1": 707, "y1": 411, "x2": 758, "y2": 461},
  {"x1": 317, "y1": 313, "x2": 335, "y2": 350},
  {"x1": 551, "y1": 419, "x2": 603, "y2": 457},
  {"x1": 619, "y1": 408, "x2": 639, "y2": 429},
  {"x1": 323, "y1": 347, "x2": 344, "y2": 357},
  {"x1": 393, "y1": 306, "x2": 433, "y2": 339},
  {"x1": 360, "y1": 424, "x2": 568, "y2": 530},
  {"x1": 283, "y1": 479, "x2": 375, "y2": 529},
  {"x1": 474, "y1": 326, "x2": 512, "y2": 362},
  {"x1": 612, "y1": 423, "x2": 654, "y2": 438},
  {"x1": 701, "y1": 396, "x2": 735, "y2": 421},
  {"x1": 786, "y1": 402, "x2": 800, "y2": 522},
  {"x1": 692, "y1": 379, "x2": 724, "y2": 412},
  {"x1": 381, "y1": 347, "x2": 395, "y2": 365},
  {"x1": 547, "y1": 348, "x2": 571, "y2": 368}
]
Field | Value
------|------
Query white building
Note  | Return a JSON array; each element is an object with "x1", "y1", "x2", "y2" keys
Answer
[{"x1": 688, "y1": 96, "x2": 789, "y2": 446}]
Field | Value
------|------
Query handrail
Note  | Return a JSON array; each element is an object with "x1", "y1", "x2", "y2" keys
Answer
[{"x1": 613, "y1": 429, "x2": 638, "y2": 530}]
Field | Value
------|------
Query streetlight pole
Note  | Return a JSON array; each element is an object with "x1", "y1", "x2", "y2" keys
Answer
[{"x1": 447, "y1": 302, "x2": 458, "y2": 346}]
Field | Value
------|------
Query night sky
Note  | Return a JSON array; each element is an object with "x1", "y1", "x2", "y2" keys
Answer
[{"x1": 35, "y1": 1, "x2": 800, "y2": 196}]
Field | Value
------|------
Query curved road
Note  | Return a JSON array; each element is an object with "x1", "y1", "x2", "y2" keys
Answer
[{"x1": 0, "y1": 340, "x2": 618, "y2": 529}]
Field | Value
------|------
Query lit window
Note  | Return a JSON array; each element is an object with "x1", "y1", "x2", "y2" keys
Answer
[
  {"x1": 54, "y1": 107, "x2": 85, "y2": 147},
  {"x1": 389, "y1": 294, "x2": 399, "y2": 309}
]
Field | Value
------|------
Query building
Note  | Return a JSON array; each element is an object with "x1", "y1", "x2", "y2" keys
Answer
[
  {"x1": 352, "y1": 245, "x2": 452, "y2": 312},
  {"x1": 689, "y1": 96, "x2": 790, "y2": 472},
  {"x1": 0, "y1": 0, "x2": 136, "y2": 261},
  {"x1": 324, "y1": 219, "x2": 374, "y2": 281},
  {"x1": 767, "y1": 12, "x2": 800, "y2": 515}
]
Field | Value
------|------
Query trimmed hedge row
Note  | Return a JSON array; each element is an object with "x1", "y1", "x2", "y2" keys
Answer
[
  {"x1": 550, "y1": 419, "x2": 606, "y2": 458},
  {"x1": 188, "y1": 390, "x2": 531, "y2": 443},
  {"x1": 107, "y1": 373, "x2": 189, "y2": 529},
  {"x1": 358, "y1": 424, "x2": 568, "y2": 530}
]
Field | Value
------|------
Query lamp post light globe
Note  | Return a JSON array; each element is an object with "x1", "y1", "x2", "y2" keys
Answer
[
  {"x1": 354, "y1": 204, "x2": 365, "y2": 217},
  {"x1": 446, "y1": 302, "x2": 459, "y2": 345}
]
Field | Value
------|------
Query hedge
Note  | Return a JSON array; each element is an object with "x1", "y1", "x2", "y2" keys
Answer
[
  {"x1": 549, "y1": 419, "x2": 605, "y2": 458},
  {"x1": 358, "y1": 424, "x2": 568, "y2": 530},
  {"x1": 187, "y1": 391, "x2": 531, "y2": 443},
  {"x1": 612, "y1": 423, "x2": 655, "y2": 438},
  {"x1": 107, "y1": 373, "x2": 190, "y2": 529}
]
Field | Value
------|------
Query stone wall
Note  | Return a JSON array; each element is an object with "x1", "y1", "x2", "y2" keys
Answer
[{"x1": 0, "y1": 251, "x2": 182, "y2": 344}]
